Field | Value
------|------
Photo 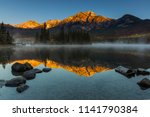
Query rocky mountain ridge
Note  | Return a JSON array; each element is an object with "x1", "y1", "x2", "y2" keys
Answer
[{"x1": 14, "y1": 11, "x2": 112, "y2": 29}]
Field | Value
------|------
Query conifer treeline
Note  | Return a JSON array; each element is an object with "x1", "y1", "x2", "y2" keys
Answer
[
  {"x1": 36, "y1": 24, "x2": 91, "y2": 44},
  {"x1": 0, "y1": 22, "x2": 13, "y2": 44},
  {"x1": 36, "y1": 23, "x2": 49, "y2": 43}
]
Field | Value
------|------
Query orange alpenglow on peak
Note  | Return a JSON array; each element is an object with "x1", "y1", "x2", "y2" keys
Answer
[
  {"x1": 15, "y1": 20, "x2": 41, "y2": 29},
  {"x1": 76, "y1": 11, "x2": 97, "y2": 16},
  {"x1": 45, "y1": 19, "x2": 61, "y2": 29},
  {"x1": 61, "y1": 10, "x2": 112, "y2": 24},
  {"x1": 14, "y1": 11, "x2": 112, "y2": 29}
]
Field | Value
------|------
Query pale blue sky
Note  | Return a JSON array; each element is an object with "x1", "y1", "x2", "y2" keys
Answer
[{"x1": 0, "y1": 0, "x2": 150, "y2": 24}]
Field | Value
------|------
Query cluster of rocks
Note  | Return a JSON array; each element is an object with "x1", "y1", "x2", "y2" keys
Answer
[
  {"x1": 115, "y1": 66, "x2": 150, "y2": 90},
  {"x1": 1, "y1": 62, "x2": 52, "y2": 93}
]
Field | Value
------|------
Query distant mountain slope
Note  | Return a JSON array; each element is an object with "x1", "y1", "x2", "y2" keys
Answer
[
  {"x1": 15, "y1": 20, "x2": 41, "y2": 29},
  {"x1": 92, "y1": 14, "x2": 150, "y2": 41},
  {"x1": 45, "y1": 20, "x2": 61, "y2": 29}
]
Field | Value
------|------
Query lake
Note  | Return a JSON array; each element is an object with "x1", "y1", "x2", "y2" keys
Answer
[{"x1": 0, "y1": 43, "x2": 150, "y2": 100}]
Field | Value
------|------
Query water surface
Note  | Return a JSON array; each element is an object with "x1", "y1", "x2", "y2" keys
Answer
[{"x1": 0, "y1": 44, "x2": 150, "y2": 100}]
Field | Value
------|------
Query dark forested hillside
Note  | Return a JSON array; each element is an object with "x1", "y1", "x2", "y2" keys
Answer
[{"x1": 0, "y1": 22, "x2": 13, "y2": 44}]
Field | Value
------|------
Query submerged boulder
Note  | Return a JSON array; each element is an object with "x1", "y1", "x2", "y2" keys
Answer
[
  {"x1": 33, "y1": 68, "x2": 43, "y2": 73},
  {"x1": 137, "y1": 78, "x2": 150, "y2": 90},
  {"x1": 115, "y1": 66, "x2": 135, "y2": 78},
  {"x1": 11, "y1": 70, "x2": 23, "y2": 76},
  {"x1": 24, "y1": 62, "x2": 33, "y2": 70},
  {"x1": 12, "y1": 62, "x2": 26, "y2": 72},
  {"x1": 42, "y1": 68, "x2": 52, "y2": 72},
  {"x1": 23, "y1": 70, "x2": 36, "y2": 80},
  {"x1": 11, "y1": 62, "x2": 33, "y2": 72},
  {"x1": 16, "y1": 84, "x2": 29, "y2": 93},
  {"x1": 136, "y1": 68, "x2": 150, "y2": 75},
  {"x1": 0, "y1": 80, "x2": 6, "y2": 88},
  {"x1": 5, "y1": 77, "x2": 26, "y2": 87}
]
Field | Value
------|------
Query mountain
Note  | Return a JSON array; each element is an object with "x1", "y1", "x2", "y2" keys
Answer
[
  {"x1": 61, "y1": 11, "x2": 111, "y2": 24},
  {"x1": 15, "y1": 20, "x2": 41, "y2": 29},
  {"x1": 4, "y1": 11, "x2": 150, "y2": 43},
  {"x1": 45, "y1": 19, "x2": 61, "y2": 29},
  {"x1": 109, "y1": 14, "x2": 142, "y2": 28},
  {"x1": 14, "y1": 11, "x2": 112, "y2": 30},
  {"x1": 91, "y1": 14, "x2": 150, "y2": 42}
]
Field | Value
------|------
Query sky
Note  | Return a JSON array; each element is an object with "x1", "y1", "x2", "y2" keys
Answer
[{"x1": 0, "y1": 0, "x2": 150, "y2": 24}]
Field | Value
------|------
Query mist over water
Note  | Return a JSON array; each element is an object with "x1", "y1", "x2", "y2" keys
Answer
[
  {"x1": 92, "y1": 43, "x2": 150, "y2": 49},
  {"x1": 14, "y1": 43, "x2": 150, "y2": 49}
]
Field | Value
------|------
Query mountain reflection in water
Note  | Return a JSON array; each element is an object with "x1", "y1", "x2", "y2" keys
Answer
[
  {"x1": 1, "y1": 44, "x2": 150, "y2": 100},
  {"x1": 13, "y1": 59, "x2": 110, "y2": 77},
  {"x1": 1, "y1": 44, "x2": 150, "y2": 70}
]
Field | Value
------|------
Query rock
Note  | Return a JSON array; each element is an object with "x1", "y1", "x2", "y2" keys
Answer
[
  {"x1": 33, "y1": 68, "x2": 43, "y2": 73},
  {"x1": 5, "y1": 77, "x2": 26, "y2": 87},
  {"x1": 136, "y1": 68, "x2": 150, "y2": 75},
  {"x1": 0, "y1": 80, "x2": 6, "y2": 88},
  {"x1": 11, "y1": 70, "x2": 23, "y2": 76},
  {"x1": 42, "y1": 68, "x2": 52, "y2": 72},
  {"x1": 137, "y1": 78, "x2": 150, "y2": 90},
  {"x1": 23, "y1": 70, "x2": 36, "y2": 80},
  {"x1": 16, "y1": 84, "x2": 29, "y2": 93},
  {"x1": 11, "y1": 62, "x2": 33, "y2": 72},
  {"x1": 11, "y1": 62, "x2": 26, "y2": 72},
  {"x1": 115, "y1": 66, "x2": 135, "y2": 78},
  {"x1": 24, "y1": 62, "x2": 33, "y2": 70}
]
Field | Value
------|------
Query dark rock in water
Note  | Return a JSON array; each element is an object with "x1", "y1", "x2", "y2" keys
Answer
[
  {"x1": 16, "y1": 84, "x2": 29, "y2": 93},
  {"x1": 115, "y1": 66, "x2": 135, "y2": 78},
  {"x1": 43, "y1": 68, "x2": 52, "y2": 72},
  {"x1": 0, "y1": 80, "x2": 6, "y2": 88},
  {"x1": 11, "y1": 62, "x2": 33, "y2": 72},
  {"x1": 137, "y1": 78, "x2": 150, "y2": 90},
  {"x1": 5, "y1": 77, "x2": 26, "y2": 87},
  {"x1": 11, "y1": 70, "x2": 23, "y2": 76},
  {"x1": 24, "y1": 62, "x2": 33, "y2": 70},
  {"x1": 33, "y1": 68, "x2": 43, "y2": 73},
  {"x1": 136, "y1": 68, "x2": 150, "y2": 75},
  {"x1": 23, "y1": 70, "x2": 36, "y2": 80},
  {"x1": 12, "y1": 62, "x2": 26, "y2": 72}
]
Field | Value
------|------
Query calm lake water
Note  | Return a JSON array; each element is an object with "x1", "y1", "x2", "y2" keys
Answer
[{"x1": 1, "y1": 43, "x2": 150, "y2": 100}]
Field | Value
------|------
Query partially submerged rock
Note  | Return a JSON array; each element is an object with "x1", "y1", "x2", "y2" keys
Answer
[
  {"x1": 137, "y1": 78, "x2": 150, "y2": 90},
  {"x1": 16, "y1": 84, "x2": 29, "y2": 93},
  {"x1": 24, "y1": 62, "x2": 33, "y2": 70},
  {"x1": 0, "y1": 80, "x2": 6, "y2": 88},
  {"x1": 12, "y1": 62, "x2": 33, "y2": 72},
  {"x1": 11, "y1": 70, "x2": 23, "y2": 76},
  {"x1": 12, "y1": 62, "x2": 25, "y2": 72},
  {"x1": 23, "y1": 70, "x2": 36, "y2": 80},
  {"x1": 42, "y1": 68, "x2": 52, "y2": 72},
  {"x1": 33, "y1": 68, "x2": 43, "y2": 73},
  {"x1": 5, "y1": 77, "x2": 26, "y2": 87},
  {"x1": 136, "y1": 68, "x2": 150, "y2": 75},
  {"x1": 115, "y1": 66, "x2": 135, "y2": 78}
]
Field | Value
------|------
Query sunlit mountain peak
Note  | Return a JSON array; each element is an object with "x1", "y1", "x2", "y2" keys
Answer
[{"x1": 15, "y1": 20, "x2": 41, "y2": 29}]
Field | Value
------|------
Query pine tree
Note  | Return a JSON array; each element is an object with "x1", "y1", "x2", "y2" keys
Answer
[
  {"x1": 38, "y1": 23, "x2": 49, "y2": 43},
  {"x1": 0, "y1": 22, "x2": 13, "y2": 44}
]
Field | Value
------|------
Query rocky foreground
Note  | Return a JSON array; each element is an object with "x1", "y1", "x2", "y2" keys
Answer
[
  {"x1": 115, "y1": 66, "x2": 150, "y2": 90},
  {"x1": 0, "y1": 62, "x2": 52, "y2": 93},
  {"x1": 0, "y1": 63, "x2": 150, "y2": 93}
]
